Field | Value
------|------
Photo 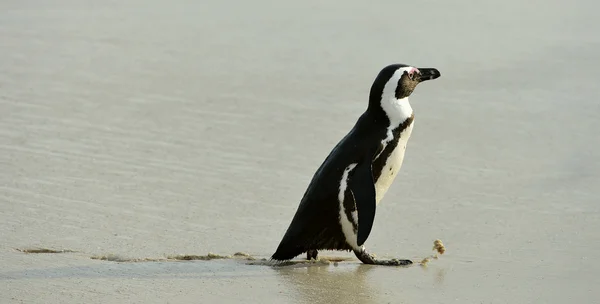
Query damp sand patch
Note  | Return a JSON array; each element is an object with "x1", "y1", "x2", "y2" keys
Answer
[
  {"x1": 167, "y1": 252, "x2": 256, "y2": 261},
  {"x1": 87, "y1": 252, "x2": 350, "y2": 266},
  {"x1": 19, "y1": 240, "x2": 446, "y2": 267},
  {"x1": 90, "y1": 254, "x2": 167, "y2": 263},
  {"x1": 16, "y1": 248, "x2": 77, "y2": 254},
  {"x1": 89, "y1": 252, "x2": 258, "y2": 263}
]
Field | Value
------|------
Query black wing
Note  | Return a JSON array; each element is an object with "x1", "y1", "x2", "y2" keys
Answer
[
  {"x1": 349, "y1": 149, "x2": 377, "y2": 246},
  {"x1": 271, "y1": 113, "x2": 382, "y2": 260}
]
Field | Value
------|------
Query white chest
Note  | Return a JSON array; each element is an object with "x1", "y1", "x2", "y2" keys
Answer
[{"x1": 374, "y1": 121, "x2": 414, "y2": 204}]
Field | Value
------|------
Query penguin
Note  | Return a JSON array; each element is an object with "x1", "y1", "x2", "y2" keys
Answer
[{"x1": 271, "y1": 64, "x2": 441, "y2": 266}]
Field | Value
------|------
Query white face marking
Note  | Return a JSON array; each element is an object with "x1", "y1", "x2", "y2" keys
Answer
[
  {"x1": 374, "y1": 67, "x2": 416, "y2": 160},
  {"x1": 338, "y1": 163, "x2": 360, "y2": 250},
  {"x1": 380, "y1": 67, "x2": 416, "y2": 126},
  {"x1": 374, "y1": 67, "x2": 418, "y2": 204}
]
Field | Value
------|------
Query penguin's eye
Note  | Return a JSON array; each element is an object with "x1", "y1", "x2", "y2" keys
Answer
[{"x1": 406, "y1": 71, "x2": 414, "y2": 81}]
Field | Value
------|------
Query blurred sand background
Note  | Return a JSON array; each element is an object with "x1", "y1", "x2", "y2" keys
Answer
[{"x1": 1, "y1": 0, "x2": 599, "y2": 303}]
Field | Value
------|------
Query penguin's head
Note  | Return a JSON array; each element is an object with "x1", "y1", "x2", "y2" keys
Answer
[{"x1": 369, "y1": 64, "x2": 441, "y2": 110}]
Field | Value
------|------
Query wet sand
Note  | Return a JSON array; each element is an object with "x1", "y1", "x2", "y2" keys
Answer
[{"x1": 1, "y1": 0, "x2": 599, "y2": 303}]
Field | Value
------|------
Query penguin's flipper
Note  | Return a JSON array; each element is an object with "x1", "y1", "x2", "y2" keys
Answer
[{"x1": 350, "y1": 157, "x2": 377, "y2": 246}]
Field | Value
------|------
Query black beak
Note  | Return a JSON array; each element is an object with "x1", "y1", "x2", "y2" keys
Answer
[{"x1": 416, "y1": 68, "x2": 441, "y2": 82}]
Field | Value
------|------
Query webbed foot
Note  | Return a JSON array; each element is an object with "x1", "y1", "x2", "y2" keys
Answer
[{"x1": 354, "y1": 248, "x2": 412, "y2": 266}]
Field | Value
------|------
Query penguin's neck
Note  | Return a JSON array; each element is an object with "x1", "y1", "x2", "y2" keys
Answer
[{"x1": 380, "y1": 97, "x2": 413, "y2": 127}]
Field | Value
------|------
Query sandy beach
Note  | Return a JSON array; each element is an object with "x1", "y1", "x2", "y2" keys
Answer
[{"x1": 1, "y1": 0, "x2": 599, "y2": 303}]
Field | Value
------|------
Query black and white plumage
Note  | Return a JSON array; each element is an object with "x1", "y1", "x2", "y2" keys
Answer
[{"x1": 272, "y1": 64, "x2": 441, "y2": 266}]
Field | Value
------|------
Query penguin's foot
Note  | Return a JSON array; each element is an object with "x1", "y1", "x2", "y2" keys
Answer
[
  {"x1": 353, "y1": 248, "x2": 412, "y2": 266},
  {"x1": 306, "y1": 249, "x2": 318, "y2": 260}
]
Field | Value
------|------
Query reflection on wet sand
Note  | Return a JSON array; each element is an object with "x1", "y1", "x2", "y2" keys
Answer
[
  {"x1": 269, "y1": 254, "x2": 455, "y2": 304},
  {"x1": 274, "y1": 262, "x2": 388, "y2": 304}
]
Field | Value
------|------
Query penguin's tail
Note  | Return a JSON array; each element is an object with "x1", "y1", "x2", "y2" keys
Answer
[{"x1": 271, "y1": 238, "x2": 305, "y2": 261}]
